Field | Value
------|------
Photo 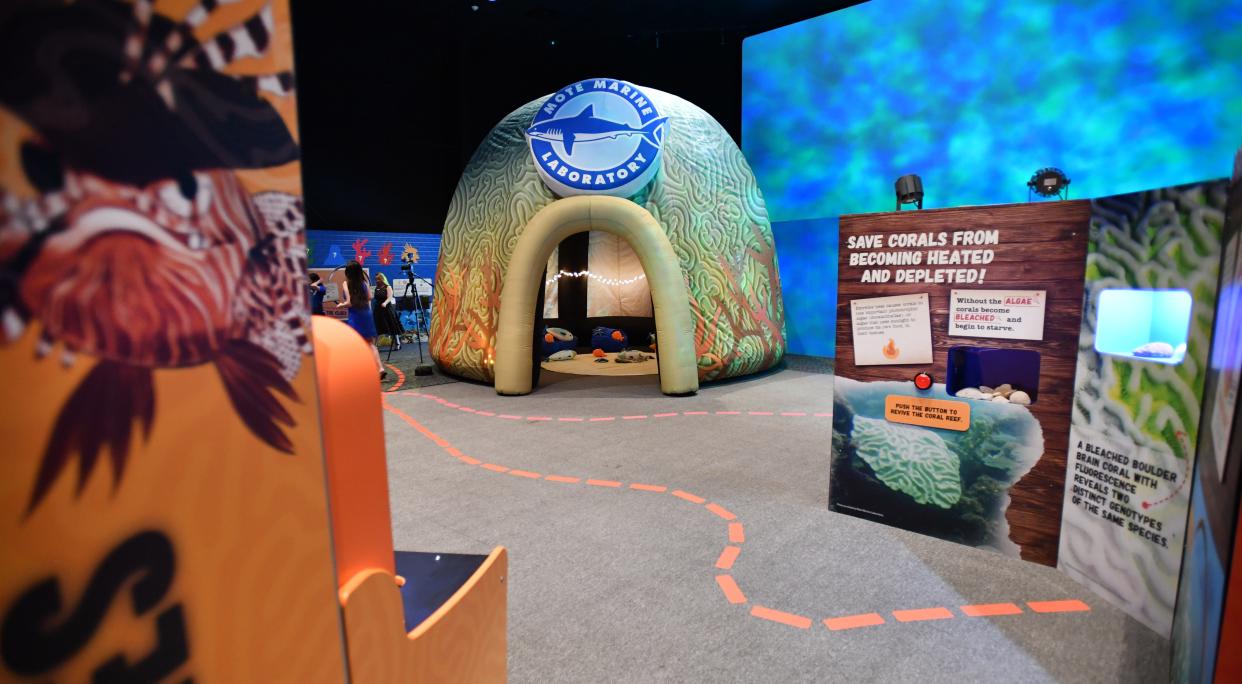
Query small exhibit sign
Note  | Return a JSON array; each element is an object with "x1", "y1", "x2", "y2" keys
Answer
[
  {"x1": 850, "y1": 293, "x2": 933, "y2": 365},
  {"x1": 949, "y1": 289, "x2": 1047, "y2": 340},
  {"x1": 393, "y1": 278, "x2": 433, "y2": 296},
  {"x1": 884, "y1": 395, "x2": 971, "y2": 431}
]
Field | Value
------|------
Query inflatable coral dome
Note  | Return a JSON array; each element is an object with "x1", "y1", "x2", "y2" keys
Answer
[{"x1": 430, "y1": 85, "x2": 786, "y2": 395}]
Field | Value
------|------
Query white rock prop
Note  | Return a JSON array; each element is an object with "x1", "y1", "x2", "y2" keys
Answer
[
  {"x1": 1132, "y1": 341, "x2": 1176, "y2": 358},
  {"x1": 956, "y1": 384, "x2": 1032, "y2": 405},
  {"x1": 547, "y1": 349, "x2": 577, "y2": 361}
]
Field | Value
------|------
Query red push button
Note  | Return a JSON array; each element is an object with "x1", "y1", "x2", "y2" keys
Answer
[{"x1": 913, "y1": 372, "x2": 934, "y2": 391}]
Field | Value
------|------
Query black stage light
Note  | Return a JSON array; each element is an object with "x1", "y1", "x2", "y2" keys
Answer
[
  {"x1": 895, "y1": 174, "x2": 923, "y2": 210},
  {"x1": 1028, "y1": 167, "x2": 1071, "y2": 201}
]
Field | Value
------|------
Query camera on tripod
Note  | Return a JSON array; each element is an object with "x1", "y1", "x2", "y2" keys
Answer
[{"x1": 392, "y1": 251, "x2": 433, "y2": 377}]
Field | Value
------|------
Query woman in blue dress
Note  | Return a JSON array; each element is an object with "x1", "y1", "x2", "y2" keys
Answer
[{"x1": 335, "y1": 260, "x2": 386, "y2": 380}]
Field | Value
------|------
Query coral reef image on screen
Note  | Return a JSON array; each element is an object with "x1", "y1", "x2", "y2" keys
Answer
[{"x1": 742, "y1": 0, "x2": 1242, "y2": 223}]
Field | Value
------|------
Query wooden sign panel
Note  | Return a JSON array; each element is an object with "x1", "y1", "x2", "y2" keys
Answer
[{"x1": 830, "y1": 201, "x2": 1091, "y2": 566}]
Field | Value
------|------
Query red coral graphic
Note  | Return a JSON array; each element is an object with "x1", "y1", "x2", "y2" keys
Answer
[
  {"x1": 695, "y1": 223, "x2": 786, "y2": 380},
  {"x1": 430, "y1": 265, "x2": 469, "y2": 366},
  {"x1": 352, "y1": 238, "x2": 372, "y2": 265},
  {"x1": 378, "y1": 243, "x2": 394, "y2": 265}
]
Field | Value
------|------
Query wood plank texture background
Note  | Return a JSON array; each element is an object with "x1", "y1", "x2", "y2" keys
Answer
[{"x1": 835, "y1": 201, "x2": 1092, "y2": 566}]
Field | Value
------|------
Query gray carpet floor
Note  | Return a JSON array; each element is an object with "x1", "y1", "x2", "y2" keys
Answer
[{"x1": 382, "y1": 360, "x2": 1169, "y2": 683}]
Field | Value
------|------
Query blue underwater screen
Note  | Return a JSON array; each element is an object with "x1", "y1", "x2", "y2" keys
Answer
[
  {"x1": 772, "y1": 217, "x2": 839, "y2": 357},
  {"x1": 744, "y1": 0, "x2": 1242, "y2": 356}
]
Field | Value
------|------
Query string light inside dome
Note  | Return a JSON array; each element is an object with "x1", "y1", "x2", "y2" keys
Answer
[{"x1": 545, "y1": 270, "x2": 647, "y2": 287}]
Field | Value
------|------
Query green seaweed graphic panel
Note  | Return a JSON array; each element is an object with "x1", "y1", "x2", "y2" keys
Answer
[
  {"x1": 1059, "y1": 180, "x2": 1228, "y2": 637},
  {"x1": 1082, "y1": 184, "x2": 1226, "y2": 453}
]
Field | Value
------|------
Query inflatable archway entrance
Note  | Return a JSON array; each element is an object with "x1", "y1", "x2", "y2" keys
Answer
[{"x1": 494, "y1": 195, "x2": 698, "y2": 395}]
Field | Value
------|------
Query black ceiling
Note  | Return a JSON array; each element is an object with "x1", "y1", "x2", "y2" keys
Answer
[{"x1": 291, "y1": 1, "x2": 858, "y2": 232}]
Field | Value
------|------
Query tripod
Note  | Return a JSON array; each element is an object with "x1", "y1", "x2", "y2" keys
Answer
[{"x1": 390, "y1": 273, "x2": 434, "y2": 376}]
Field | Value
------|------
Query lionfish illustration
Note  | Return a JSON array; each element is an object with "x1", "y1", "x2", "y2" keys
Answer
[{"x1": 0, "y1": 0, "x2": 309, "y2": 513}]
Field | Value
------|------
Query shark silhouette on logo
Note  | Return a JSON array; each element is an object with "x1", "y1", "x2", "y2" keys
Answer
[{"x1": 526, "y1": 105, "x2": 668, "y2": 156}]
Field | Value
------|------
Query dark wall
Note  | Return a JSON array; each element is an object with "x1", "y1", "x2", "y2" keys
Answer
[{"x1": 290, "y1": 1, "x2": 852, "y2": 234}]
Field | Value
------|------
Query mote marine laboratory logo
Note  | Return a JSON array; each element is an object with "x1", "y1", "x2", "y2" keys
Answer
[{"x1": 526, "y1": 78, "x2": 668, "y2": 197}]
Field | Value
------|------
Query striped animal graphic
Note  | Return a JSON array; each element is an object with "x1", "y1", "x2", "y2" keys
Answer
[{"x1": 0, "y1": 0, "x2": 308, "y2": 512}]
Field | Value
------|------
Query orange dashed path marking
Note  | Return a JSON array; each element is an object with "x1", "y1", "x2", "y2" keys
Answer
[
  {"x1": 381, "y1": 397, "x2": 1095, "y2": 637},
  {"x1": 728, "y1": 522, "x2": 745, "y2": 543},
  {"x1": 400, "y1": 391, "x2": 832, "y2": 424},
  {"x1": 1028, "y1": 600, "x2": 1090, "y2": 613},
  {"x1": 716, "y1": 575, "x2": 746, "y2": 604},
  {"x1": 961, "y1": 603, "x2": 1023, "y2": 617},
  {"x1": 383, "y1": 364, "x2": 406, "y2": 393},
  {"x1": 893, "y1": 607, "x2": 954, "y2": 622},
  {"x1": 671, "y1": 490, "x2": 706, "y2": 504},
  {"x1": 715, "y1": 546, "x2": 741, "y2": 570},
  {"x1": 751, "y1": 605, "x2": 812, "y2": 629},
  {"x1": 824, "y1": 613, "x2": 886, "y2": 631}
]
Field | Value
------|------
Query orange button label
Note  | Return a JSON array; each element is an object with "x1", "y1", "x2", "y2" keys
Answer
[{"x1": 884, "y1": 395, "x2": 971, "y2": 431}]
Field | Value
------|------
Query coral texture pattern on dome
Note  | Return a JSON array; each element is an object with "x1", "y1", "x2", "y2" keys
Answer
[{"x1": 431, "y1": 87, "x2": 785, "y2": 385}]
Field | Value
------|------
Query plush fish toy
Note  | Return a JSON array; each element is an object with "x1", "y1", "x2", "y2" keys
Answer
[{"x1": 615, "y1": 349, "x2": 653, "y2": 363}]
